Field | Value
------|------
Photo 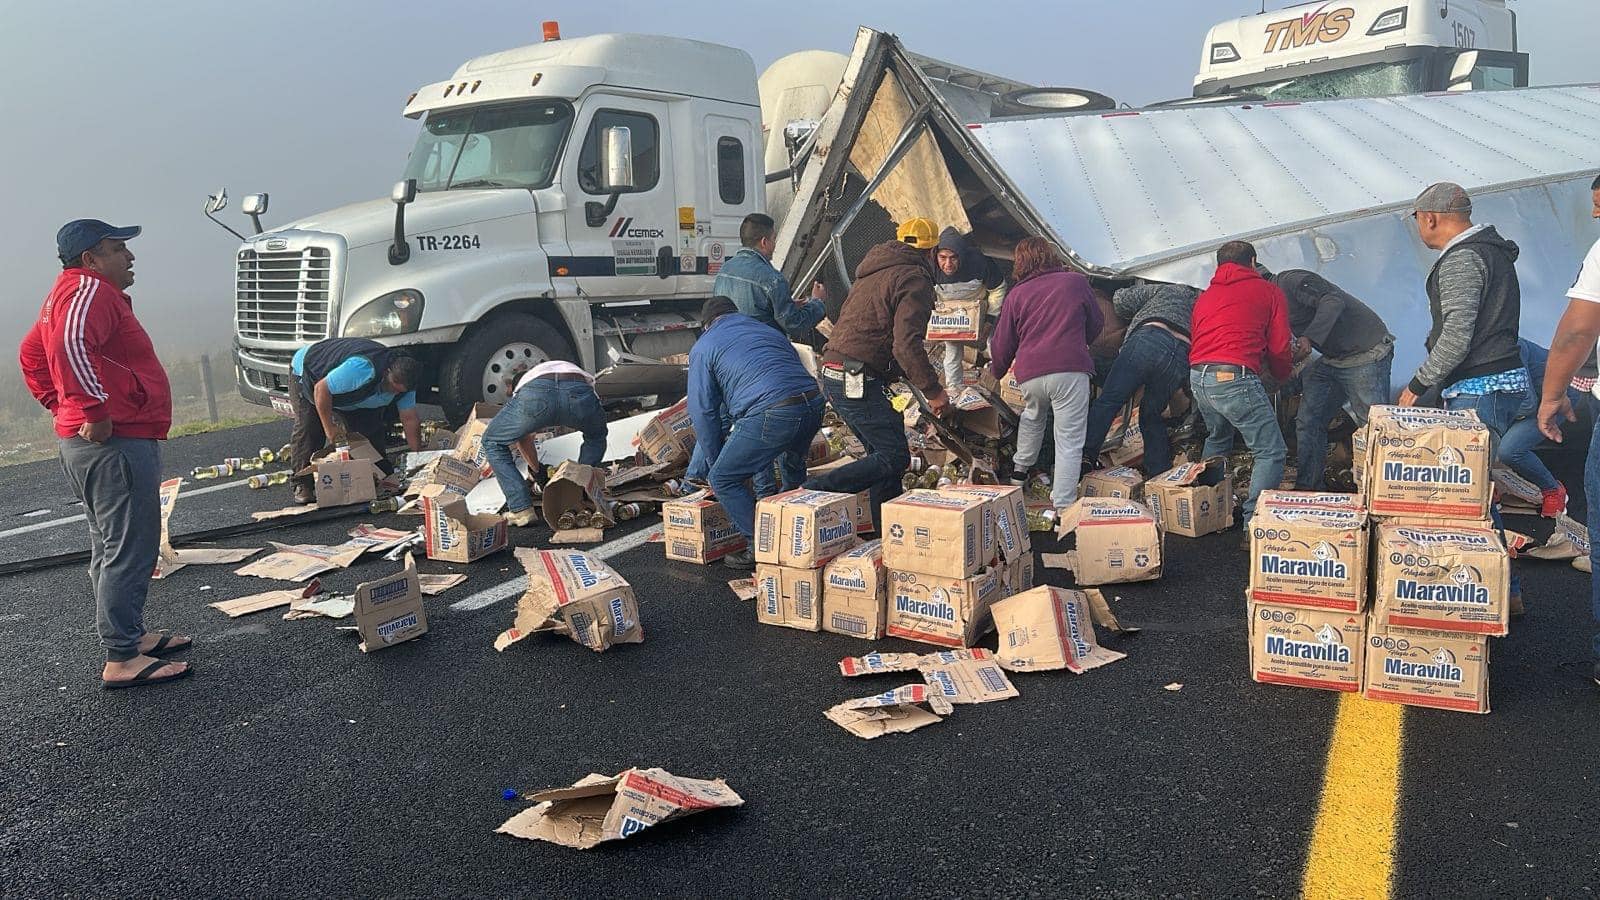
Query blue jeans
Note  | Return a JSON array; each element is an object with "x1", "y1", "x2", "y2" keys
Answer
[
  {"x1": 709, "y1": 396, "x2": 824, "y2": 540},
  {"x1": 1295, "y1": 348, "x2": 1393, "y2": 489},
  {"x1": 1498, "y1": 388, "x2": 1584, "y2": 492},
  {"x1": 1444, "y1": 389, "x2": 1525, "y2": 601},
  {"x1": 1084, "y1": 326, "x2": 1190, "y2": 475},
  {"x1": 687, "y1": 408, "x2": 778, "y2": 497},
  {"x1": 483, "y1": 379, "x2": 608, "y2": 513},
  {"x1": 1191, "y1": 368, "x2": 1286, "y2": 518},
  {"x1": 807, "y1": 372, "x2": 910, "y2": 525}
]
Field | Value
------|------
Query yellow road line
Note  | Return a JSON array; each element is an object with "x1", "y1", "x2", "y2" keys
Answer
[{"x1": 1302, "y1": 694, "x2": 1404, "y2": 900}]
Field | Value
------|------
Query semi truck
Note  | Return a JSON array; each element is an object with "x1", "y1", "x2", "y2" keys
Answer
[{"x1": 224, "y1": 6, "x2": 1547, "y2": 423}]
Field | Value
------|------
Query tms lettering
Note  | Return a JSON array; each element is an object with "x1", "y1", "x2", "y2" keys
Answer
[{"x1": 1262, "y1": 6, "x2": 1354, "y2": 53}]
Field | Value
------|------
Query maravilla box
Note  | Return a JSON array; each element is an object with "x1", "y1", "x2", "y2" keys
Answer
[
  {"x1": 1247, "y1": 601, "x2": 1366, "y2": 692},
  {"x1": 1371, "y1": 521, "x2": 1509, "y2": 636},
  {"x1": 1143, "y1": 457, "x2": 1232, "y2": 538},
  {"x1": 756, "y1": 564, "x2": 826, "y2": 632},
  {"x1": 1080, "y1": 466, "x2": 1145, "y2": 501},
  {"x1": 1363, "y1": 622, "x2": 1489, "y2": 714},
  {"x1": 1355, "y1": 405, "x2": 1491, "y2": 521},
  {"x1": 754, "y1": 489, "x2": 858, "y2": 568},
  {"x1": 885, "y1": 566, "x2": 1004, "y2": 648},
  {"x1": 1056, "y1": 498, "x2": 1163, "y2": 585},
  {"x1": 822, "y1": 540, "x2": 887, "y2": 640},
  {"x1": 1248, "y1": 502, "x2": 1368, "y2": 612},
  {"x1": 879, "y1": 490, "x2": 991, "y2": 579}
]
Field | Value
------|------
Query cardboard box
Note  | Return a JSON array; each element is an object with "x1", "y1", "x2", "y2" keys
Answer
[
  {"x1": 308, "y1": 438, "x2": 385, "y2": 508},
  {"x1": 880, "y1": 490, "x2": 991, "y2": 579},
  {"x1": 940, "y1": 483, "x2": 1031, "y2": 564},
  {"x1": 1056, "y1": 498, "x2": 1163, "y2": 585},
  {"x1": 885, "y1": 566, "x2": 1003, "y2": 648},
  {"x1": 753, "y1": 489, "x2": 858, "y2": 568},
  {"x1": 451, "y1": 402, "x2": 500, "y2": 466},
  {"x1": 1101, "y1": 407, "x2": 1145, "y2": 467},
  {"x1": 851, "y1": 490, "x2": 875, "y2": 535},
  {"x1": 1248, "y1": 502, "x2": 1368, "y2": 612},
  {"x1": 542, "y1": 460, "x2": 613, "y2": 527},
  {"x1": 991, "y1": 585, "x2": 1128, "y2": 674},
  {"x1": 918, "y1": 648, "x2": 1019, "y2": 704},
  {"x1": 825, "y1": 685, "x2": 951, "y2": 739},
  {"x1": 925, "y1": 280, "x2": 987, "y2": 341},
  {"x1": 662, "y1": 490, "x2": 732, "y2": 535},
  {"x1": 495, "y1": 768, "x2": 743, "y2": 848},
  {"x1": 1371, "y1": 521, "x2": 1509, "y2": 636},
  {"x1": 663, "y1": 525, "x2": 746, "y2": 564},
  {"x1": 1363, "y1": 622, "x2": 1489, "y2": 713},
  {"x1": 1356, "y1": 405, "x2": 1491, "y2": 521},
  {"x1": 408, "y1": 453, "x2": 483, "y2": 501},
  {"x1": 353, "y1": 552, "x2": 428, "y2": 652},
  {"x1": 1080, "y1": 466, "x2": 1145, "y2": 501},
  {"x1": 755, "y1": 564, "x2": 826, "y2": 632},
  {"x1": 422, "y1": 494, "x2": 509, "y2": 563},
  {"x1": 822, "y1": 540, "x2": 887, "y2": 640},
  {"x1": 1490, "y1": 465, "x2": 1543, "y2": 512},
  {"x1": 1003, "y1": 553, "x2": 1035, "y2": 595},
  {"x1": 997, "y1": 371, "x2": 1024, "y2": 410},
  {"x1": 1256, "y1": 489, "x2": 1364, "y2": 512},
  {"x1": 1144, "y1": 457, "x2": 1233, "y2": 538},
  {"x1": 1247, "y1": 600, "x2": 1366, "y2": 692},
  {"x1": 495, "y1": 548, "x2": 643, "y2": 652},
  {"x1": 635, "y1": 397, "x2": 697, "y2": 465}
]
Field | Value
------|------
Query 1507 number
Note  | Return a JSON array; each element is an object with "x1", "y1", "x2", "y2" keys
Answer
[{"x1": 418, "y1": 234, "x2": 481, "y2": 251}]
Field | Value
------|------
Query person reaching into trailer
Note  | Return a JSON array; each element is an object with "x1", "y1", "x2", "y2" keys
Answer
[
  {"x1": 1081, "y1": 280, "x2": 1200, "y2": 476},
  {"x1": 713, "y1": 212, "x2": 826, "y2": 338},
  {"x1": 987, "y1": 238, "x2": 1103, "y2": 511},
  {"x1": 1401, "y1": 182, "x2": 1527, "y2": 615},
  {"x1": 288, "y1": 337, "x2": 423, "y2": 504},
  {"x1": 806, "y1": 224, "x2": 948, "y2": 525},
  {"x1": 689, "y1": 298, "x2": 825, "y2": 570},
  {"x1": 484, "y1": 360, "x2": 609, "y2": 527},
  {"x1": 1188, "y1": 240, "x2": 1293, "y2": 538},
  {"x1": 1260, "y1": 267, "x2": 1394, "y2": 491},
  {"x1": 931, "y1": 226, "x2": 1006, "y2": 389}
]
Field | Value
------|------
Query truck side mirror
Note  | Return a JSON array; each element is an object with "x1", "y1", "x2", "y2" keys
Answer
[
  {"x1": 242, "y1": 192, "x2": 269, "y2": 235},
  {"x1": 389, "y1": 178, "x2": 418, "y2": 265},
  {"x1": 202, "y1": 187, "x2": 247, "y2": 241},
  {"x1": 600, "y1": 126, "x2": 636, "y2": 192},
  {"x1": 1447, "y1": 50, "x2": 1479, "y2": 91},
  {"x1": 585, "y1": 126, "x2": 636, "y2": 228}
]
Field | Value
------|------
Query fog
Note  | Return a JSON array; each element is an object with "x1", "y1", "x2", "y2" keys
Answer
[{"x1": 2, "y1": 0, "x2": 1591, "y2": 354}]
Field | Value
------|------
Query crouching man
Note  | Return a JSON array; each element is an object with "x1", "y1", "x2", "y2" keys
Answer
[
  {"x1": 288, "y1": 337, "x2": 422, "y2": 504},
  {"x1": 484, "y1": 360, "x2": 609, "y2": 527}
]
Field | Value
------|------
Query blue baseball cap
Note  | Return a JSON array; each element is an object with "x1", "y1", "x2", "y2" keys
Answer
[{"x1": 57, "y1": 219, "x2": 141, "y2": 265}]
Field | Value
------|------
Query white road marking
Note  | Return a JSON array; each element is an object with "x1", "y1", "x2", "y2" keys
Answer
[
  {"x1": 0, "y1": 478, "x2": 252, "y2": 539},
  {"x1": 449, "y1": 526, "x2": 662, "y2": 612}
]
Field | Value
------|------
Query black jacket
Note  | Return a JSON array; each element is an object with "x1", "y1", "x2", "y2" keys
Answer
[{"x1": 1272, "y1": 270, "x2": 1390, "y2": 360}]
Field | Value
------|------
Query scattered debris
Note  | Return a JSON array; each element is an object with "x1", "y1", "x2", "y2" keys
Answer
[
  {"x1": 209, "y1": 581, "x2": 322, "y2": 618},
  {"x1": 825, "y1": 684, "x2": 954, "y2": 739},
  {"x1": 839, "y1": 648, "x2": 1018, "y2": 703},
  {"x1": 283, "y1": 594, "x2": 356, "y2": 620},
  {"x1": 1164, "y1": 683, "x2": 1183, "y2": 692},
  {"x1": 496, "y1": 767, "x2": 742, "y2": 849},
  {"x1": 352, "y1": 553, "x2": 428, "y2": 652},
  {"x1": 418, "y1": 573, "x2": 468, "y2": 596},
  {"x1": 494, "y1": 548, "x2": 642, "y2": 653},
  {"x1": 989, "y1": 586, "x2": 1128, "y2": 674},
  {"x1": 727, "y1": 578, "x2": 756, "y2": 601},
  {"x1": 152, "y1": 478, "x2": 262, "y2": 578}
]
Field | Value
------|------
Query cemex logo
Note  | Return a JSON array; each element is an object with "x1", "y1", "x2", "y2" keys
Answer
[
  {"x1": 609, "y1": 217, "x2": 665, "y2": 238},
  {"x1": 1262, "y1": 4, "x2": 1354, "y2": 54}
]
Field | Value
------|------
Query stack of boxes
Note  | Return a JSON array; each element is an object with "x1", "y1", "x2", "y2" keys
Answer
[
  {"x1": 753, "y1": 490, "x2": 863, "y2": 631},
  {"x1": 1247, "y1": 405, "x2": 1506, "y2": 713},
  {"x1": 876, "y1": 485, "x2": 1033, "y2": 648}
]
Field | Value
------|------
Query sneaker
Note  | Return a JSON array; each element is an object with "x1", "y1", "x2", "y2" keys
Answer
[
  {"x1": 723, "y1": 549, "x2": 756, "y2": 570},
  {"x1": 1008, "y1": 472, "x2": 1028, "y2": 487},
  {"x1": 1540, "y1": 484, "x2": 1568, "y2": 518},
  {"x1": 292, "y1": 483, "x2": 315, "y2": 505},
  {"x1": 504, "y1": 508, "x2": 539, "y2": 528}
]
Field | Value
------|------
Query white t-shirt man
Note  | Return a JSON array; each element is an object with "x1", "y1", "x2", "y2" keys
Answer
[
  {"x1": 513, "y1": 360, "x2": 595, "y2": 393},
  {"x1": 1567, "y1": 236, "x2": 1600, "y2": 397}
]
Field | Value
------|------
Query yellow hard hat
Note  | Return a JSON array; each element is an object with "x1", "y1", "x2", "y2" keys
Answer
[{"x1": 896, "y1": 217, "x2": 938, "y2": 250}]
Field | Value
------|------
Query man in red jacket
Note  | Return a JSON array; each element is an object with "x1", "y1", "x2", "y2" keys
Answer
[
  {"x1": 1188, "y1": 241, "x2": 1293, "y2": 533},
  {"x1": 19, "y1": 220, "x2": 190, "y2": 689}
]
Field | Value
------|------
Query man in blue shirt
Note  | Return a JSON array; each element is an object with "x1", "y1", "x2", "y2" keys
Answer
[
  {"x1": 289, "y1": 337, "x2": 423, "y2": 504},
  {"x1": 713, "y1": 213, "x2": 826, "y2": 338},
  {"x1": 689, "y1": 297, "x2": 825, "y2": 569}
]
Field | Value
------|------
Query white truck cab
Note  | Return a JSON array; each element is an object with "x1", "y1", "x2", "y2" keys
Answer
[
  {"x1": 1194, "y1": 0, "x2": 1526, "y2": 100},
  {"x1": 232, "y1": 27, "x2": 761, "y2": 423}
]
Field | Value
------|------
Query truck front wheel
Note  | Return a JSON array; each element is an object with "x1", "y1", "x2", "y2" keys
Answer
[{"x1": 437, "y1": 313, "x2": 577, "y2": 426}]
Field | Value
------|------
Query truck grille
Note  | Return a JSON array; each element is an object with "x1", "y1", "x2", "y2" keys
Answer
[{"x1": 235, "y1": 247, "x2": 333, "y2": 342}]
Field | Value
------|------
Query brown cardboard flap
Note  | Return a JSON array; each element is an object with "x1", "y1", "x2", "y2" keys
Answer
[{"x1": 1083, "y1": 588, "x2": 1140, "y2": 634}]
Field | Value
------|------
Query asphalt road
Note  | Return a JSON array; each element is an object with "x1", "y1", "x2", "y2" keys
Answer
[{"x1": 2, "y1": 421, "x2": 1596, "y2": 897}]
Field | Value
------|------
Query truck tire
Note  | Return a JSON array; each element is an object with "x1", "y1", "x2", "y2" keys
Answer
[{"x1": 437, "y1": 312, "x2": 576, "y2": 426}]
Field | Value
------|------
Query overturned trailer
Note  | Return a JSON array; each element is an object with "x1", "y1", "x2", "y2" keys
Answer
[{"x1": 776, "y1": 28, "x2": 1600, "y2": 390}]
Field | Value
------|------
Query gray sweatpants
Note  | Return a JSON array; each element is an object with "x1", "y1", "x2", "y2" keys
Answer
[{"x1": 58, "y1": 436, "x2": 161, "y2": 661}]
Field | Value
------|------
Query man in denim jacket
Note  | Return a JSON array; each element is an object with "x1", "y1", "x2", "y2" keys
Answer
[{"x1": 713, "y1": 213, "x2": 825, "y2": 338}]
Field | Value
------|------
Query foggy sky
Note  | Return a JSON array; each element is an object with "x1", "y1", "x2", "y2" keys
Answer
[{"x1": 2, "y1": 0, "x2": 1592, "y2": 353}]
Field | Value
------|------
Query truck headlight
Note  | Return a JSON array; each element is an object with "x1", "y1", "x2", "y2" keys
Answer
[{"x1": 344, "y1": 290, "x2": 424, "y2": 337}]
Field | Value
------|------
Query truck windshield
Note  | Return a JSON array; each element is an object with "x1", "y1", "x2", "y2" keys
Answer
[
  {"x1": 403, "y1": 101, "x2": 573, "y2": 191},
  {"x1": 1245, "y1": 58, "x2": 1429, "y2": 100}
]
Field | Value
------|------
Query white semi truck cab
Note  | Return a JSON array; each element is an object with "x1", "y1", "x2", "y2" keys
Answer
[
  {"x1": 231, "y1": 26, "x2": 763, "y2": 423},
  {"x1": 1195, "y1": 0, "x2": 1526, "y2": 100}
]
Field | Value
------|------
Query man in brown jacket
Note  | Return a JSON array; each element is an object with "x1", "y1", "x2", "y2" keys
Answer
[{"x1": 806, "y1": 235, "x2": 949, "y2": 523}]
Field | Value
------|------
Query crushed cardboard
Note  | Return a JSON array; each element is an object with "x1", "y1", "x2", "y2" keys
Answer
[
  {"x1": 209, "y1": 581, "x2": 322, "y2": 618},
  {"x1": 1055, "y1": 498, "x2": 1164, "y2": 585},
  {"x1": 989, "y1": 586, "x2": 1128, "y2": 674},
  {"x1": 418, "y1": 573, "x2": 469, "y2": 596},
  {"x1": 824, "y1": 684, "x2": 953, "y2": 740},
  {"x1": 495, "y1": 548, "x2": 642, "y2": 653},
  {"x1": 353, "y1": 553, "x2": 428, "y2": 652},
  {"x1": 152, "y1": 478, "x2": 262, "y2": 578},
  {"x1": 496, "y1": 767, "x2": 743, "y2": 849},
  {"x1": 838, "y1": 647, "x2": 1018, "y2": 704},
  {"x1": 1143, "y1": 457, "x2": 1233, "y2": 538}
]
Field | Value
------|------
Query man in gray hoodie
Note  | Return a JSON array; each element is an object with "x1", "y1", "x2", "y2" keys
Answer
[{"x1": 1402, "y1": 181, "x2": 1526, "y2": 613}]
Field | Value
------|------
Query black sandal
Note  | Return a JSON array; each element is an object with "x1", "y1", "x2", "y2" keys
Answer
[
  {"x1": 102, "y1": 659, "x2": 192, "y2": 690},
  {"x1": 145, "y1": 633, "x2": 193, "y2": 656}
]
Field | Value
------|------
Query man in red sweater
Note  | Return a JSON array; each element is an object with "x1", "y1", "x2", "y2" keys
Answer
[
  {"x1": 19, "y1": 220, "x2": 190, "y2": 689},
  {"x1": 1188, "y1": 241, "x2": 1293, "y2": 532}
]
